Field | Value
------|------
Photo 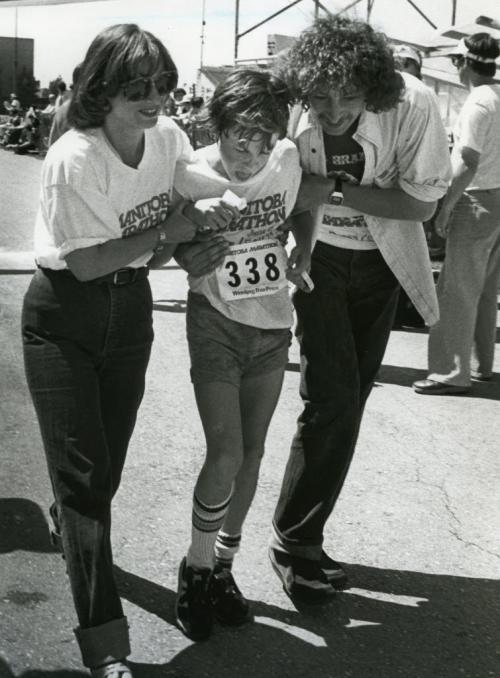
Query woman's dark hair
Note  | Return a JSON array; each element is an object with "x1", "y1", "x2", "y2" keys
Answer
[
  {"x1": 207, "y1": 68, "x2": 293, "y2": 148},
  {"x1": 464, "y1": 33, "x2": 499, "y2": 78},
  {"x1": 68, "y1": 23, "x2": 178, "y2": 129},
  {"x1": 277, "y1": 16, "x2": 404, "y2": 113}
]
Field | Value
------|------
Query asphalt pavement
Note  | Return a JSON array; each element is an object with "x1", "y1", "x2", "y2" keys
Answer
[{"x1": 0, "y1": 150, "x2": 499, "y2": 678}]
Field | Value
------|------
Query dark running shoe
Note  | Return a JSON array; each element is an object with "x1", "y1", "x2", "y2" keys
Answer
[
  {"x1": 320, "y1": 550, "x2": 348, "y2": 589},
  {"x1": 175, "y1": 557, "x2": 213, "y2": 641},
  {"x1": 210, "y1": 566, "x2": 252, "y2": 626},
  {"x1": 269, "y1": 547, "x2": 335, "y2": 602}
]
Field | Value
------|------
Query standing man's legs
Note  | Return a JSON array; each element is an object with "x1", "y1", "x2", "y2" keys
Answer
[
  {"x1": 271, "y1": 244, "x2": 399, "y2": 598},
  {"x1": 417, "y1": 192, "x2": 500, "y2": 392},
  {"x1": 472, "y1": 227, "x2": 500, "y2": 378}
]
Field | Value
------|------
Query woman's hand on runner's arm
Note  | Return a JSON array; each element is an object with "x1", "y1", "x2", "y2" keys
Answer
[{"x1": 65, "y1": 201, "x2": 201, "y2": 281}]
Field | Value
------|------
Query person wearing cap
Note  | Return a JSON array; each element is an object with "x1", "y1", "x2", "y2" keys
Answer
[
  {"x1": 414, "y1": 33, "x2": 500, "y2": 395},
  {"x1": 393, "y1": 44, "x2": 423, "y2": 80}
]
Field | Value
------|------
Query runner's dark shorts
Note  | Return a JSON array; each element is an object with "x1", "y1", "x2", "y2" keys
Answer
[{"x1": 186, "y1": 291, "x2": 291, "y2": 386}]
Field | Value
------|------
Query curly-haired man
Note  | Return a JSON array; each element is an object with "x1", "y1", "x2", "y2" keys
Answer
[{"x1": 268, "y1": 15, "x2": 452, "y2": 600}]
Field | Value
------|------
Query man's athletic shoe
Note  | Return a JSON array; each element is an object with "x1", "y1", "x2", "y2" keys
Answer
[
  {"x1": 210, "y1": 566, "x2": 252, "y2": 625},
  {"x1": 175, "y1": 557, "x2": 213, "y2": 641},
  {"x1": 269, "y1": 547, "x2": 335, "y2": 602},
  {"x1": 320, "y1": 550, "x2": 348, "y2": 589}
]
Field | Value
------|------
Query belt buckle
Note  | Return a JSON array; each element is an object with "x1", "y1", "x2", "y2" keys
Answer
[{"x1": 112, "y1": 268, "x2": 135, "y2": 285}]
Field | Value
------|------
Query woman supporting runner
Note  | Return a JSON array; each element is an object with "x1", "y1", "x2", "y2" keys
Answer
[
  {"x1": 170, "y1": 69, "x2": 313, "y2": 641},
  {"x1": 21, "y1": 23, "x2": 232, "y2": 678}
]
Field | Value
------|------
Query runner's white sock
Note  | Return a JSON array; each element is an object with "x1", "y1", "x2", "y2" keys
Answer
[
  {"x1": 187, "y1": 491, "x2": 232, "y2": 570},
  {"x1": 214, "y1": 531, "x2": 242, "y2": 570}
]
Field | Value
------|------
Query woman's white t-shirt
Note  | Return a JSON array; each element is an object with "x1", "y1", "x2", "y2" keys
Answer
[
  {"x1": 35, "y1": 116, "x2": 193, "y2": 269},
  {"x1": 174, "y1": 138, "x2": 302, "y2": 329}
]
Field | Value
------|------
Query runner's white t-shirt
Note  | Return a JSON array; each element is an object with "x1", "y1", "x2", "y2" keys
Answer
[
  {"x1": 35, "y1": 116, "x2": 194, "y2": 269},
  {"x1": 174, "y1": 138, "x2": 302, "y2": 329}
]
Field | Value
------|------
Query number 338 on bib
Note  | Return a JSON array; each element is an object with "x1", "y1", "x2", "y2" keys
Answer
[{"x1": 216, "y1": 238, "x2": 288, "y2": 301}]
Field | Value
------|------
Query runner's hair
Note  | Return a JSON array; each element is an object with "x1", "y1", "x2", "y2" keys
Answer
[{"x1": 207, "y1": 69, "x2": 293, "y2": 149}]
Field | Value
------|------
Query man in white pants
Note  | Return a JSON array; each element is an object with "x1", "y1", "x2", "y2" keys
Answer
[{"x1": 414, "y1": 33, "x2": 500, "y2": 395}]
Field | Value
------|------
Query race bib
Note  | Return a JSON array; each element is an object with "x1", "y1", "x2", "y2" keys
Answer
[{"x1": 216, "y1": 239, "x2": 288, "y2": 301}]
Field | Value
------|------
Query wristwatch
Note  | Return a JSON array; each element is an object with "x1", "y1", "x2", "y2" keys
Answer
[
  {"x1": 328, "y1": 177, "x2": 343, "y2": 206},
  {"x1": 154, "y1": 226, "x2": 168, "y2": 253}
]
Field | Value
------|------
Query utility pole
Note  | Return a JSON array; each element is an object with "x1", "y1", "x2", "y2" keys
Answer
[
  {"x1": 14, "y1": 8, "x2": 18, "y2": 94},
  {"x1": 234, "y1": 0, "x2": 240, "y2": 61},
  {"x1": 451, "y1": 0, "x2": 457, "y2": 25},
  {"x1": 199, "y1": 0, "x2": 206, "y2": 70},
  {"x1": 367, "y1": 0, "x2": 375, "y2": 22}
]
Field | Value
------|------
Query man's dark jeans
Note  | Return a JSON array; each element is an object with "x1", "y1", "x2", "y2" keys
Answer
[
  {"x1": 273, "y1": 242, "x2": 400, "y2": 559},
  {"x1": 22, "y1": 268, "x2": 153, "y2": 666}
]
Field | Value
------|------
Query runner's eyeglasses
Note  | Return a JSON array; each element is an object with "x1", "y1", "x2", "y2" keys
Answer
[{"x1": 118, "y1": 72, "x2": 173, "y2": 101}]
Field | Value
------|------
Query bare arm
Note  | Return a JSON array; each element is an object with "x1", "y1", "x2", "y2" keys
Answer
[
  {"x1": 286, "y1": 210, "x2": 315, "y2": 291},
  {"x1": 294, "y1": 174, "x2": 437, "y2": 222},
  {"x1": 434, "y1": 146, "x2": 479, "y2": 238},
  {"x1": 66, "y1": 201, "x2": 199, "y2": 281}
]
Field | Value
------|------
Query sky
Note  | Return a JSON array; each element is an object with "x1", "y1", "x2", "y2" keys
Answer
[{"x1": 0, "y1": 0, "x2": 498, "y2": 89}]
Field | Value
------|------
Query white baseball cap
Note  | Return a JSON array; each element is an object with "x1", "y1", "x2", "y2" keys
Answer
[{"x1": 393, "y1": 44, "x2": 422, "y2": 67}]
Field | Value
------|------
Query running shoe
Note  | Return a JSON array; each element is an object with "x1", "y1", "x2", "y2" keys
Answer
[
  {"x1": 210, "y1": 566, "x2": 252, "y2": 625},
  {"x1": 175, "y1": 557, "x2": 213, "y2": 641}
]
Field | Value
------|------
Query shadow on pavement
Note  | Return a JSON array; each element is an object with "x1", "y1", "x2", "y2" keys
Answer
[
  {"x1": 0, "y1": 498, "x2": 52, "y2": 554},
  {"x1": 116, "y1": 563, "x2": 499, "y2": 678},
  {"x1": 0, "y1": 660, "x2": 87, "y2": 678}
]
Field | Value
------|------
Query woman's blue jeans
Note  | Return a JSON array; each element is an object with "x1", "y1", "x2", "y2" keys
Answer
[
  {"x1": 22, "y1": 268, "x2": 153, "y2": 667},
  {"x1": 273, "y1": 242, "x2": 400, "y2": 559}
]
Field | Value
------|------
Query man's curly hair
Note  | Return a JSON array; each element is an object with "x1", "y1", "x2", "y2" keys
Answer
[{"x1": 278, "y1": 16, "x2": 405, "y2": 113}]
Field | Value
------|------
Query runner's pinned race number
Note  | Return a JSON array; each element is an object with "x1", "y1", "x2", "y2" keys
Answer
[{"x1": 217, "y1": 239, "x2": 288, "y2": 301}]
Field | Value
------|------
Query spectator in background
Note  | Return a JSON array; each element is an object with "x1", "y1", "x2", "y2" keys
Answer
[
  {"x1": 41, "y1": 93, "x2": 56, "y2": 120},
  {"x1": 393, "y1": 44, "x2": 423, "y2": 80},
  {"x1": 414, "y1": 33, "x2": 500, "y2": 395},
  {"x1": 172, "y1": 86, "x2": 187, "y2": 108},
  {"x1": 54, "y1": 80, "x2": 71, "y2": 108},
  {"x1": 0, "y1": 107, "x2": 23, "y2": 146},
  {"x1": 49, "y1": 65, "x2": 82, "y2": 146},
  {"x1": 188, "y1": 96, "x2": 204, "y2": 120},
  {"x1": 3, "y1": 92, "x2": 21, "y2": 114},
  {"x1": 9, "y1": 112, "x2": 40, "y2": 154}
]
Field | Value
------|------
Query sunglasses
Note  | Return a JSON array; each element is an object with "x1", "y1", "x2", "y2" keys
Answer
[{"x1": 118, "y1": 71, "x2": 173, "y2": 101}]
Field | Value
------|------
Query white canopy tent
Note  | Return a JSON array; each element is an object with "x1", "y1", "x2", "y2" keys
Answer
[{"x1": 0, "y1": 0, "x2": 112, "y2": 6}]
